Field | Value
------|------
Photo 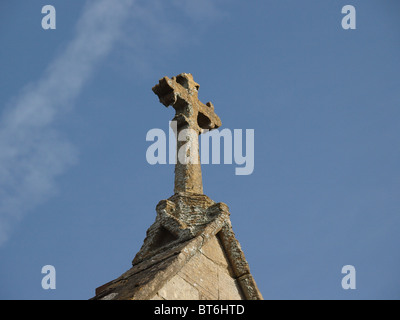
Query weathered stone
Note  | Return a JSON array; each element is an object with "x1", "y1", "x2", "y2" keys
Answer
[
  {"x1": 93, "y1": 236, "x2": 203, "y2": 300},
  {"x1": 131, "y1": 193, "x2": 228, "y2": 266},
  {"x1": 218, "y1": 269, "x2": 243, "y2": 300},
  {"x1": 201, "y1": 236, "x2": 229, "y2": 269},
  {"x1": 238, "y1": 274, "x2": 263, "y2": 300},
  {"x1": 178, "y1": 251, "x2": 219, "y2": 300},
  {"x1": 90, "y1": 74, "x2": 263, "y2": 301},
  {"x1": 91, "y1": 210, "x2": 263, "y2": 300},
  {"x1": 150, "y1": 293, "x2": 164, "y2": 300},
  {"x1": 100, "y1": 292, "x2": 118, "y2": 300},
  {"x1": 152, "y1": 73, "x2": 222, "y2": 194},
  {"x1": 219, "y1": 222, "x2": 251, "y2": 278},
  {"x1": 158, "y1": 275, "x2": 199, "y2": 300}
]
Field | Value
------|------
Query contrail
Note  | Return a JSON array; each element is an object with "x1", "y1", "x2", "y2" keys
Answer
[{"x1": 0, "y1": 0, "x2": 134, "y2": 245}]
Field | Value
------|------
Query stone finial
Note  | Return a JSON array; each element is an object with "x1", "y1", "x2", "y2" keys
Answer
[{"x1": 152, "y1": 73, "x2": 221, "y2": 194}]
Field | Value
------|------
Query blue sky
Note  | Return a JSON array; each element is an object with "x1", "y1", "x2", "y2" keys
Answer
[{"x1": 0, "y1": 0, "x2": 399, "y2": 300}]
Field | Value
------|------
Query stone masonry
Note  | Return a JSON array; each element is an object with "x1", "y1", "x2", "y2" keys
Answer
[{"x1": 91, "y1": 74, "x2": 262, "y2": 300}]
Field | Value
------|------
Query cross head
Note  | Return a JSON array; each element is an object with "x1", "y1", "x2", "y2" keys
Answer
[{"x1": 152, "y1": 73, "x2": 222, "y2": 194}]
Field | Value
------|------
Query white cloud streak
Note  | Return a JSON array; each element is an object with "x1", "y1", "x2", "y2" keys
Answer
[
  {"x1": 0, "y1": 0, "x2": 134, "y2": 245},
  {"x1": 0, "y1": 0, "x2": 226, "y2": 246}
]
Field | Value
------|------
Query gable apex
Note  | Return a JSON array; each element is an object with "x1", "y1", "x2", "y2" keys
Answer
[{"x1": 92, "y1": 193, "x2": 262, "y2": 300}]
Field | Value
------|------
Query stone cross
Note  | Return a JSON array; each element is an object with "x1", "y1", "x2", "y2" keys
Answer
[{"x1": 152, "y1": 73, "x2": 221, "y2": 194}]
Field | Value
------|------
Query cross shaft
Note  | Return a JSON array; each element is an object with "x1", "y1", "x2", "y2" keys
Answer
[{"x1": 152, "y1": 73, "x2": 221, "y2": 194}]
